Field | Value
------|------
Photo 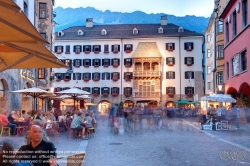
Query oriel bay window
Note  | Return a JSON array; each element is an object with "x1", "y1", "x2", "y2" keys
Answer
[
  {"x1": 124, "y1": 58, "x2": 132, "y2": 67},
  {"x1": 124, "y1": 44, "x2": 133, "y2": 53},
  {"x1": 92, "y1": 87, "x2": 100, "y2": 97},
  {"x1": 184, "y1": 42, "x2": 194, "y2": 51},
  {"x1": 83, "y1": 45, "x2": 91, "y2": 54},
  {"x1": 111, "y1": 58, "x2": 120, "y2": 67},
  {"x1": 166, "y1": 57, "x2": 175, "y2": 66},
  {"x1": 73, "y1": 59, "x2": 82, "y2": 67},
  {"x1": 92, "y1": 59, "x2": 100, "y2": 67},
  {"x1": 102, "y1": 72, "x2": 110, "y2": 80},
  {"x1": 39, "y1": 3, "x2": 46, "y2": 19},
  {"x1": 166, "y1": 43, "x2": 175, "y2": 51},
  {"x1": 102, "y1": 59, "x2": 110, "y2": 67},
  {"x1": 124, "y1": 87, "x2": 132, "y2": 97},
  {"x1": 166, "y1": 71, "x2": 175, "y2": 79},
  {"x1": 83, "y1": 59, "x2": 91, "y2": 67},
  {"x1": 63, "y1": 73, "x2": 71, "y2": 81},
  {"x1": 93, "y1": 45, "x2": 101, "y2": 53},
  {"x1": 124, "y1": 72, "x2": 133, "y2": 81},
  {"x1": 101, "y1": 87, "x2": 110, "y2": 97},
  {"x1": 73, "y1": 73, "x2": 81, "y2": 80},
  {"x1": 111, "y1": 87, "x2": 119, "y2": 96},
  {"x1": 55, "y1": 73, "x2": 62, "y2": 81},
  {"x1": 185, "y1": 87, "x2": 194, "y2": 97},
  {"x1": 216, "y1": 72, "x2": 224, "y2": 85},
  {"x1": 83, "y1": 73, "x2": 91, "y2": 82},
  {"x1": 82, "y1": 87, "x2": 91, "y2": 93},
  {"x1": 37, "y1": 68, "x2": 45, "y2": 79},
  {"x1": 112, "y1": 44, "x2": 120, "y2": 53},
  {"x1": 166, "y1": 87, "x2": 175, "y2": 97},
  {"x1": 184, "y1": 57, "x2": 194, "y2": 66},
  {"x1": 92, "y1": 72, "x2": 100, "y2": 81},
  {"x1": 73, "y1": 45, "x2": 82, "y2": 54},
  {"x1": 111, "y1": 72, "x2": 120, "y2": 81}
]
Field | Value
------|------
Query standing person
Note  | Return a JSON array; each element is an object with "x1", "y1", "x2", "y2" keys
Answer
[
  {"x1": 0, "y1": 111, "x2": 17, "y2": 135},
  {"x1": 16, "y1": 125, "x2": 57, "y2": 166},
  {"x1": 233, "y1": 105, "x2": 240, "y2": 129}
]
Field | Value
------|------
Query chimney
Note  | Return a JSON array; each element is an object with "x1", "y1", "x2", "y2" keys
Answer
[
  {"x1": 161, "y1": 15, "x2": 167, "y2": 25},
  {"x1": 86, "y1": 18, "x2": 93, "y2": 28}
]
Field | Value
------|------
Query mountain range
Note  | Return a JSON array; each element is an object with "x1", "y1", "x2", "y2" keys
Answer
[{"x1": 54, "y1": 7, "x2": 210, "y2": 34}]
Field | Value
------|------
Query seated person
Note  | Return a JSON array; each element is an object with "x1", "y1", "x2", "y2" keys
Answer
[
  {"x1": 84, "y1": 113, "x2": 93, "y2": 128},
  {"x1": 8, "y1": 111, "x2": 18, "y2": 125},
  {"x1": 70, "y1": 112, "x2": 88, "y2": 139},
  {"x1": 0, "y1": 111, "x2": 17, "y2": 135}
]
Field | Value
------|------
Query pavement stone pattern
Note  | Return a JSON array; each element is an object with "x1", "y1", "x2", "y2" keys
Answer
[{"x1": 83, "y1": 115, "x2": 250, "y2": 166}]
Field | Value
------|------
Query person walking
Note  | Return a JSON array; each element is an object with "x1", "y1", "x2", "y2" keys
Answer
[{"x1": 233, "y1": 105, "x2": 240, "y2": 129}]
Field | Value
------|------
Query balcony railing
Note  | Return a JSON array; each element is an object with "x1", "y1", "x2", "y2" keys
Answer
[
  {"x1": 134, "y1": 92, "x2": 161, "y2": 97},
  {"x1": 133, "y1": 71, "x2": 161, "y2": 77}
]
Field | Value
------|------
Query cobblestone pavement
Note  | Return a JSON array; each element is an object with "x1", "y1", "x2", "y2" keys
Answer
[{"x1": 83, "y1": 115, "x2": 250, "y2": 166}]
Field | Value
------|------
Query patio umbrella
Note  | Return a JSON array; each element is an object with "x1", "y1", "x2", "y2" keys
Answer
[
  {"x1": 201, "y1": 94, "x2": 236, "y2": 103},
  {"x1": 10, "y1": 87, "x2": 50, "y2": 110},
  {"x1": 55, "y1": 87, "x2": 90, "y2": 109},
  {"x1": 38, "y1": 93, "x2": 56, "y2": 111}
]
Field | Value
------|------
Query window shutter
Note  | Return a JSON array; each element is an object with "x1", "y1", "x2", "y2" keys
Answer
[
  {"x1": 92, "y1": 59, "x2": 95, "y2": 66},
  {"x1": 118, "y1": 72, "x2": 120, "y2": 79},
  {"x1": 97, "y1": 88, "x2": 100, "y2": 94},
  {"x1": 130, "y1": 88, "x2": 132, "y2": 94},
  {"x1": 111, "y1": 59, "x2": 114, "y2": 65},
  {"x1": 102, "y1": 59, "x2": 104, "y2": 66},
  {"x1": 173, "y1": 87, "x2": 176, "y2": 94},
  {"x1": 73, "y1": 60, "x2": 76, "y2": 66},
  {"x1": 111, "y1": 73, "x2": 113, "y2": 79},
  {"x1": 166, "y1": 72, "x2": 169, "y2": 79},
  {"x1": 92, "y1": 87, "x2": 95, "y2": 94},
  {"x1": 124, "y1": 45, "x2": 127, "y2": 51},
  {"x1": 124, "y1": 58, "x2": 126, "y2": 65},
  {"x1": 108, "y1": 59, "x2": 110, "y2": 66},
  {"x1": 130, "y1": 72, "x2": 133, "y2": 79},
  {"x1": 54, "y1": 46, "x2": 58, "y2": 52},
  {"x1": 184, "y1": 57, "x2": 187, "y2": 64},
  {"x1": 124, "y1": 72, "x2": 126, "y2": 79},
  {"x1": 102, "y1": 73, "x2": 105, "y2": 80},
  {"x1": 73, "y1": 46, "x2": 76, "y2": 52},
  {"x1": 61, "y1": 46, "x2": 64, "y2": 53},
  {"x1": 173, "y1": 58, "x2": 175, "y2": 64},
  {"x1": 98, "y1": 59, "x2": 101, "y2": 65},
  {"x1": 130, "y1": 58, "x2": 133, "y2": 65},
  {"x1": 118, "y1": 59, "x2": 120, "y2": 65},
  {"x1": 173, "y1": 43, "x2": 175, "y2": 50},
  {"x1": 185, "y1": 72, "x2": 187, "y2": 79},
  {"x1": 166, "y1": 58, "x2": 169, "y2": 64},
  {"x1": 118, "y1": 45, "x2": 120, "y2": 51},
  {"x1": 101, "y1": 88, "x2": 104, "y2": 94},
  {"x1": 107, "y1": 73, "x2": 110, "y2": 80},
  {"x1": 99, "y1": 45, "x2": 101, "y2": 52},
  {"x1": 92, "y1": 73, "x2": 94, "y2": 80},
  {"x1": 185, "y1": 87, "x2": 188, "y2": 94},
  {"x1": 79, "y1": 59, "x2": 82, "y2": 66},
  {"x1": 123, "y1": 87, "x2": 125, "y2": 94},
  {"x1": 192, "y1": 72, "x2": 194, "y2": 79},
  {"x1": 111, "y1": 87, "x2": 113, "y2": 93},
  {"x1": 191, "y1": 43, "x2": 194, "y2": 49},
  {"x1": 131, "y1": 44, "x2": 133, "y2": 51},
  {"x1": 98, "y1": 73, "x2": 101, "y2": 79},
  {"x1": 184, "y1": 43, "x2": 187, "y2": 50},
  {"x1": 69, "y1": 73, "x2": 72, "y2": 80},
  {"x1": 111, "y1": 45, "x2": 114, "y2": 52},
  {"x1": 166, "y1": 87, "x2": 169, "y2": 94},
  {"x1": 191, "y1": 57, "x2": 194, "y2": 64},
  {"x1": 73, "y1": 73, "x2": 75, "y2": 80},
  {"x1": 173, "y1": 72, "x2": 175, "y2": 79},
  {"x1": 83, "y1": 45, "x2": 86, "y2": 52},
  {"x1": 79, "y1": 45, "x2": 82, "y2": 52},
  {"x1": 107, "y1": 87, "x2": 110, "y2": 94}
]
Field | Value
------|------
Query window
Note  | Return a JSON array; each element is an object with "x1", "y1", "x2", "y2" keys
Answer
[
  {"x1": 124, "y1": 87, "x2": 132, "y2": 96},
  {"x1": 83, "y1": 59, "x2": 91, "y2": 67},
  {"x1": 216, "y1": 72, "x2": 224, "y2": 85},
  {"x1": 93, "y1": 59, "x2": 100, "y2": 67},
  {"x1": 82, "y1": 87, "x2": 91, "y2": 93},
  {"x1": 24, "y1": 2, "x2": 28, "y2": 16},
  {"x1": 124, "y1": 58, "x2": 132, "y2": 67},
  {"x1": 102, "y1": 87, "x2": 110, "y2": 95},
  {"x1": 232, "y1": 11, "x2": 237, "y2": 37},
  {"x1": 102, "y1": 72, "x2": 110, "y2": 80},
  {"x1": 64, "y1": 73, "x2": 71, "y2": 80},
  {"x1": 93, "y1": 45, "x2": 101, "y2": 53},
  {"x1": 102, "y1": 59, "x2": 110, "y2": 67},
  {"x1": 111, "y1": 87, "x2": 119, "y2": 95},
  {"x1": 73, "y1": 73, "x2": 81, "y2": 80},
  {"x1": 217, "y1": 46, "x2": 224, "y2": 58},
  {"x1": 83, "y1": 45, "x2": 91, "y2": 53},
  {"x1": 184, "y1": 42, "x2": 193, "y2": 51},
  {"x1": 112, "y1": 58, "x2": 119, "y2": 67},
  {"x1": 184, "y1": 57, "x2": 194, "y2": 65},
  {"x1": 92, "y1": 73, "x2": 100, "y2": 81},
  {"x1": 104, "y1": 45, "x2": 109, "y2": 53},
  {"x1": 124, "y1": 44, "x2": 133, "y2": 52},
  {"x1": 37, "y1": 68, "x2": 45, "y2": 79},
  {"x1": 133, "y1": 28, "x2": 138, "y2": 35},
  {"x1": 226, "y1": 62, "x2": 229, "y2": 79},
  {"x1": 74, "y1": 45, "x2": 81, "y2": 53},
  {"x1": 40, "y1": 33, "x2": 46, "y2": 39},
  {"x1": 207, "y1": 82, "x2": 211, "y2": 90},
  {"x1": 65, "y1": 59, "x2": 71, "y2": 68},
  {"x1": 124, "y1": 72, "x2": 133, "y2": 80},
  {"x1": 185, "y1": 71, "x2": 194, "y2": 79},
  {"x1": 112, "y1": 72, "x2": 119, "y2": 81},
  {"x1": 166, "y1": 43, "x2": 175, "y2": 51},
  {"x1": 158, "y1": 27, "x2": 163, "y2": 33},
  {"x1": 39, "y1": 3, "x2": 46, "y2": 19},
  {"x1": 226, "y1": 22, "x2": 229, "y2": 44},
  {"x1": 101, "y1": 29, "x2": 107, "y2": 35},
  {"x1": 232, "y1": 54, "x2": 240, "y2": 76},
  {"x1": 241, "y1": 50, "x2": 247, "y2": 72},
  {"x1": 112, "y1": 45, "x2": 120, "y2": 53},
  {"x1": 242, "y1": 0, "x2": 248, "y2": 28},
  {"x1": 73, "y1": 59, "x2": 81, "y2": 67},
  {"x1": 55, "y1": 73, "x2": 62, "y2": 81},
  {"x1": 166, "y1": 57, "x2": 175, "y2": 66},
  {"x1": 166, "y1": 87, "x2": 175, "y2": 94},
  {"x1": 216, "y1": 20, "x2": 223, "y2": 33},
  {"x1": 207, "y1": 66, "x2": 211, "y2": 74},
  {"x1": 54, "y1": 46, "x2": 63, "y2": 53},
  {"x1": 207, "y1": 35, "x2": 210, "y2": 42},
  {"x1": 66, "y1": 45, "x2": 70, "y2": 53},
  {"x1": 185, "y1": 87, "x2": 194, "y2": 94},
  {"x1": 166, "y1": 71, "x2": 175, "y2": 79},
  {"x1": 207, "y1": 49, "x2": 211, "y2": 58},
  {"x1": 92, "y1": 87, "x2": 100, "y2": 95},
  {"x1": 83, "y1": 73, "x2": 91, "y2": 81}
]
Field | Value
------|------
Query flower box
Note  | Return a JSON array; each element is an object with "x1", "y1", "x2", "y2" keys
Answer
[
  {"x1": 94, "y1": 65, "x2": 99, "y2": 68},
  {"x1": 125, "y1": 64, "x2": 131, "y2": 67},
  {"x1": 94, "y1": 51, "x2": 99, "y2": 54},
  {"x1": 93, "y1": 79, "x2": 99, "y2": 81},
  {"x1": 113, "y1": 64, "x2": 119, "y2": 68},
  {"x1": 125, "y1": 78, "x2": 131, "y2": 81},
  {"x1": 167, "y1": 49, "x2": 173, "y2": 52},
  {"x1": 112, "y1": 93, "x2": 118, "y2": 97},
  {"x1": 113, "y1": 50, "x2": 119, "y2": 53},
  {"x1": 113, "y1": 78, "x2": 118, "y2": 82},
  {"x1": 75, "y1": 52, "x2": 80, "y2": 54},
  {"x1": 168, "y1": 93, "x2": 174, "y2": 98},
  {"x1": 74, "y1": 66, "x2": 80, "y2": 68},
  {"x1": 83, "y1": 79, "x2": 89, "y2": 82},
  {"x1": 102, "y1": 93, "x2": 109, "y2": 97},
  {"x1": 104, "y1": 51, "x2": 109, "y2": 54},
  {"x1": 92, "y1": 94, "x2": 99, "y2": 97},
  {"x1": 186, "y1": 49, "x2": 193, "y2": 51},
  {"x1": 186, "y1": 64, "x2": 193, "y2": 66},
  {"x1": 168, "y1": 63, "x2": 174, "y2": 66},
  {"x1": 65, "y1": 52, "x2": 70, "y2": 54},
  {"x1": 84, "y1": 51, "x2": 90, "y2": 54},
  {"x1": 186, "y1": 93, "x2": 193, "y2": 98},
  {"x1": 103, "y1": 65, "x2": 109, "y2": 67},
  {"x1": 125, "y1": 50, "x2": 132, "y2": 53},
  {"x1": 84, "y1": 65, "x2": 89, "y2": 68},
  {"x1": 56, "y1": 52, "x2": 62, "y2": 54},
  {"x1": 125, "y1": 94, "x2": 131, "y2": 97},
  {"x1": 56, "y1": 79, "x2": 61, "y2": 82},
  {"x1": 64, "y1": 79, "x2": 70, "y2": 82}
]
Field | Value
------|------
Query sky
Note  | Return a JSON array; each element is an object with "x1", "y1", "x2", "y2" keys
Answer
[{"x1": 54, "y1": 0, "x2": 214, "y2": 17}]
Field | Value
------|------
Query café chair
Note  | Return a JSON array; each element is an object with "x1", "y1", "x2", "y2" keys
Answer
[{"x1": 0, "y1": 119, "x2": 10, "y2": 137}]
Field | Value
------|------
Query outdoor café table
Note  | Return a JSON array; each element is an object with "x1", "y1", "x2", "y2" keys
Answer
[{"x1": 14, "y1": 120, "x2": 28, "y2": 136}]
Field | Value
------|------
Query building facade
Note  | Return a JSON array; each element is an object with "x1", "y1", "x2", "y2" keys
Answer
[
  {"x1": 52, "y1": 16, "x2": 205, "y2": 110},
  {"x1": 220, "y1": 0, "x2": 250, "y2": 105}
]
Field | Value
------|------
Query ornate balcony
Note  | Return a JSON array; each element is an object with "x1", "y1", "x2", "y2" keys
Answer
[
  {"x1": 133, "y1": 71, "x2": 161, "y2": 77},
  {"x1": 134, "y1": 92, "x2": 161, "y2": 97}
]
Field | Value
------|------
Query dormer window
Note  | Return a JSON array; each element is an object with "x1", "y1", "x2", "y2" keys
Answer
[
  {"x1": 124, "y1": 44, "x2": 133, "y2": 53},
  {"x1": 178, "y1": 27, "x2": 184, "y2": 32},
  {"x1": 101, "y1": 29, "x2": 107, "y2": 35},
  {"x1": 133, "y1": 28, "x2": 138, "y2": 35},
  {"x1": 78, "y1": 30, "x2": 84, "y2": 36},
  {"x1": 57, "y1": 31, "x2": 64, "y2": 36},
  {"x1": 158, "y1": 27, "x2": 163, "y2": 33}
]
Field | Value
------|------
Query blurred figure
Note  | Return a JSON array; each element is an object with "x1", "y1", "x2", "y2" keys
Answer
[
  {"x1": 21, "y1": 110, "x2": 29, "y2": 119},
  {"x1": 16, "y1": 110, "x2": 22, "y2": 119},
  {"x1": 70, "y1": 112, "x2": 87, "y2": 139},
  {"x1": 0, "y1": 111, "x2": 17, "y2": 135}
]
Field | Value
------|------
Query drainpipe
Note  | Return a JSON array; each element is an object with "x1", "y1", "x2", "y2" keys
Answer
[
  {"x1": 213, "y1": 16, "x2": 217, "y2": 94},
  {"x1": 120, "y1": 39, "x2": 123, "y2": 104},
  {"x1": 179, "y1": 36, "x2": 181, "y2": 100}
]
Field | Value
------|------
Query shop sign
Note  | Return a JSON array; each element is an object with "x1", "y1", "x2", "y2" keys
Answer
[{"x1": 20, "y1": 69, "x2": 35, "y2": 83}]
